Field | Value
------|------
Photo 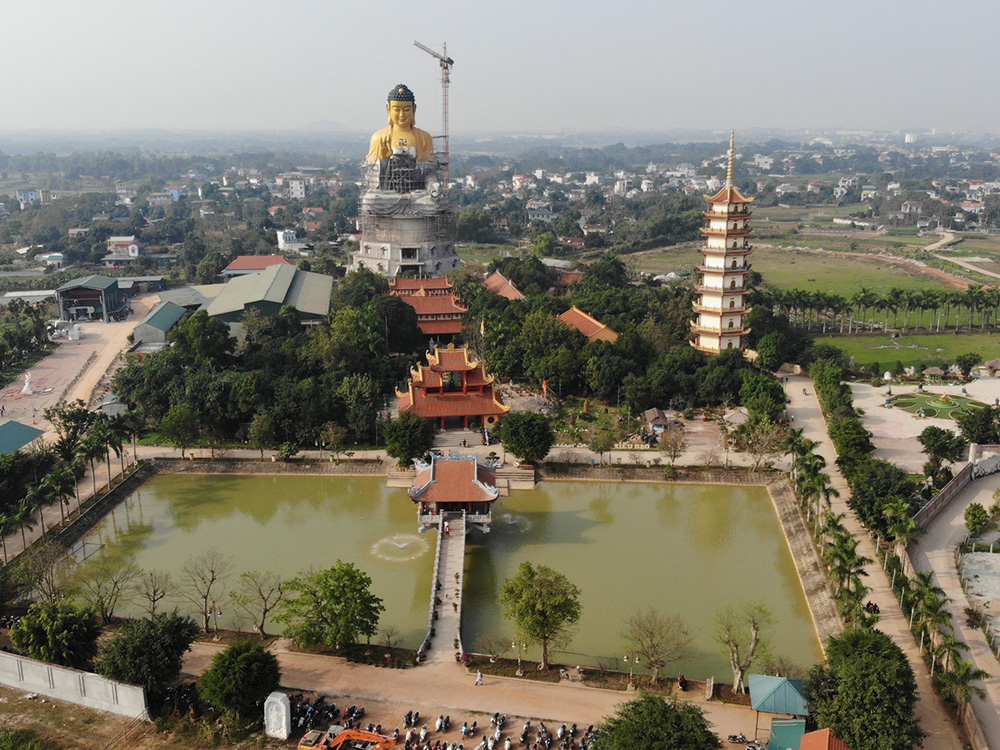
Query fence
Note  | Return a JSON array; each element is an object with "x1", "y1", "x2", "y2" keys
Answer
[
  {"x1": 0, "y1": 652, "x2": 147, "y2": 719},
  {"x1": 914, "y1": 443, "x2": 1000, "y2": 528}
]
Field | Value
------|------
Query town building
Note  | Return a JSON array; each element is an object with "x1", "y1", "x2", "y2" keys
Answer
[
  {"x1": 0, "y1": 421, "x2": 45, "y2": 455},
  {"x1": 396, "y1": 345, "x2": 509, "y2": 430},
  {"x1": 132, "y1": 301, "x2": 187, "y2": 346},
  {"x1": 483, "y1": 270, "x2": 526, "y2": 301},
  {"x1": 410, "y1": 451, "x2": 500, "y2": 532},
  {"x1": 55, "y1": 275, "x2": 127, "y2": 322},
  {"x1": 205, "y1": 264, "x2": 332, "y2": 323},
  {"x1": 387, "y1": 277, "x2": 467, "y2": 338},
  {"x1": 222, "y1": 255, "x2": 295, "y2": 278},
  {"x1": 692, "y1": 132, "x2": 753, "y2": 354}
]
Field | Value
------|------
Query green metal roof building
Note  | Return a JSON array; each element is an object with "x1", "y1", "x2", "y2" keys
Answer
[
  {"x1": 204, "y1": 264, "x2": 332, "y2": 323},
  {"x1": 133, "y1": 301, "x2": 187, "y2": 344},
  {"x1": 0, "y1": 420, "x2": 45, "y2": 455},
  {"x1": 55, "y1": 275, "x2": 126, "y2": 322}
]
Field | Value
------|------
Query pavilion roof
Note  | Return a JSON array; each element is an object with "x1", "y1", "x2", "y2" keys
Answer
[
  {"x1": 704, "y1": 184, "x2": 755, "y2": 205},
  {"x1": 409, "y1": 453, "x2": 499, "y2": 503},
  {"x1": 388, "y1": 276, "x2": 454, "y2": 292},
  {"x1": 397, "y1": 388, "x2": 509, "y2": 418}
]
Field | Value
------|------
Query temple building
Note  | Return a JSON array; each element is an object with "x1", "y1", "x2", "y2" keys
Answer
[
  {"x1": 692, "y1": 132, "x2": 754, "y2": 354},
  {"x1": 558, "y1": 305, "x2": 618, "y2": 343},
  {"x1": 409, "y1": 451, "x2": 500, "y2": 532},
  {"x1": 350, "y1": 84, "x2": 459, "y2": 277},
  {"x1": 396, "y1": 345, "x2": 509, "y2": 429},
  {"x1": 387, "y1": 276, "x2": 467, "y2": 338}
]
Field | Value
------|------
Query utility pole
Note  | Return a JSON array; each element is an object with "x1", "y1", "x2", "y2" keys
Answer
[{"x1": 413, "y1": 41, "x2": 454, "y2": 186}]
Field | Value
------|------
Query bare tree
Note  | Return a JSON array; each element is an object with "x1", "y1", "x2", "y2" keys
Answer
[
  {"x1": 75, "y1": 558, "x2": 139, "y2": 624},
  {"x1": 20, "y1": 542, "x2": 72, "y2": 605},
  {"x1": 732, "y1": 418, "x2": 784, "y2": 471},
  {"x1": 473, "y1": 633, "x2": 512, "y2": 662},
  {"x1": 133, "y1": 569, "x2": 172, "y2": 616},
  {"x1": 229, "y1": 569, "x2": 285, "y2": 638},
  {"x1": 714, "y1": 603, "x2": 772, "y2": 693},
  {"x1": 659, "y1": 425, "x2": 687, "y2": 466},
  {"x1": 622, "y1": 607, "x2": 692, "y2": 685},
  {"x1": 180, "y1": 549, "x2": 233, "y2": 632},
  {"x1": 381, "y1": 625, "x2": 400, "y2": 649}
]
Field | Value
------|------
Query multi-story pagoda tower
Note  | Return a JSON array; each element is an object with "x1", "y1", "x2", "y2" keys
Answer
[{"x1": 692, "y1": 132, "x2": 754, "y2": 354}]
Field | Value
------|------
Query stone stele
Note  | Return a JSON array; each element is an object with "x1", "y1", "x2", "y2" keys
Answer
[{"x1": 264, "y1": 691, "x2": 291, "y2": 739}]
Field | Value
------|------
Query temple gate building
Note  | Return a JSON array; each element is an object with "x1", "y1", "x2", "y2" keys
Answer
[
  {"x1": 692, "y1": 132, "x2": 754, "y2": 354},
  {"x1": 387, "y1": 276, "x2": 467, "y2": 339},
  {"x1": 396, "y1": 345, "x2": 508, "y2": 429}
]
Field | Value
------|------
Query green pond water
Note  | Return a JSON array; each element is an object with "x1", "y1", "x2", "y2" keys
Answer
[{"x1": 78, "y1": 474, "x2": 821, "y2": 679}]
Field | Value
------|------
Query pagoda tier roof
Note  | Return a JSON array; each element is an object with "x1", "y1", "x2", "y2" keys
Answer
[
  {"x1": 409, "y1": 453, "x2": 499, "y2": 503},
  {"x1": 418, "y1": 320, "x2": 465, "y2": 335},
  {"x1": 388, "y1": 276, "x2": 454, "y2": 292},
  {"x1": 704, "y1": 184, "x2": 755, "y2": 204},
  {"x1": 400, "y1": 292, "x2": 468, "y2": 316},
  {"x1": 427, "y1": 346, "x2": 478, "y2": 372},
  {"x1": 409, "y1": 361, "x2": 494, "y2": 389},
  {"x1": 396, "y1": 388, "x2": 509, "y2": 418}
]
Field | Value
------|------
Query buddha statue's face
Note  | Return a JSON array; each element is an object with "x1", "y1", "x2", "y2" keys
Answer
[{"x1": 387, "y1": 100, "x2": 415, "y2": 128}]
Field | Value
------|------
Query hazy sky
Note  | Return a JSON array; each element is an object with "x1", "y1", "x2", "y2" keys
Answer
[{"x1": 5, "y1": 0, "x2": 998, "y2": 136}]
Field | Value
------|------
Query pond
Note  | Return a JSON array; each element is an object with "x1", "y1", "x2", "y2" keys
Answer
[{"x1": 78, "y1": 474, "x2": 822, "y2": 679}]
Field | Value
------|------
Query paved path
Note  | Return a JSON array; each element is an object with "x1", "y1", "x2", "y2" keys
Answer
[
  {"x1": 909, "y1": 472, "x2": 1000, "y2": 750},
  {"x1": 182, "y1": 640, "x2": 764, "y2": 742},
  {"x1": 427, "y1": 515, "x2": 465, "y2": 663},
  {"x1": 783, "y1": 374, "x2": 964, "y2": 749}
]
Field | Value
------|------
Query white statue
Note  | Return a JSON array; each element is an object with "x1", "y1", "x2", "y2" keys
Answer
[
  {"x1": 264, "y1": 691, "x2": 291, "y2": 739},
  {"x1": 21, "y1": 372, "x2": 34, "y2": 395}
]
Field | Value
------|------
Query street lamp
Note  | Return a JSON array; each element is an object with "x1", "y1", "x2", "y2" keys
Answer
[
  {"x1": 624, "y1": 652, "x2": 640, "y2": 688},
  {"x1": 512, "y1": 640, "x2": 525, "y2": 677}
]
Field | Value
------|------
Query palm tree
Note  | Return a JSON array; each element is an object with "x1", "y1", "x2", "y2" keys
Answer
[
  {"x1": 24, "y1": 486, "x2": 50, "y2": 539},
  {"x1": 77, "y1": 434, "x2": 103, "y2": 499},
  {"x1": 13, "y1": 500, "x2": 34, "y2": 550},
  {"x1": 931, "y1": 632, "x2": 966, "y2": 674},
  {"x1": 41, "y1": 465, "x2": 74, "y2": 525},
  {"x1": 936, "y1": 659, "x2": 989, "y2": 706},
  {"x1": 91, "y1": 416, "x2": 115, "y2": 489},
  {"x1": 883, "y1": 498, "x2": 927, "y2": 556},
  {"x1": 106, "y1": 414, "x2": 128, "y2": 476},
  {"x1": 917, "y1": 593, "x2": 953, "y2": 652}
]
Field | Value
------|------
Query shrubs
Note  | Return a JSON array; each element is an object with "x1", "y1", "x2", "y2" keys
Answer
[{"x1": 965, "y1": 503, "x2": 989, "y2": 536}]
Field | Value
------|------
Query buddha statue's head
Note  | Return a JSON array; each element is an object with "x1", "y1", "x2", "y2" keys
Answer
[{"x1": 386, "y1": 83, "x2": 417, "y2": 129}]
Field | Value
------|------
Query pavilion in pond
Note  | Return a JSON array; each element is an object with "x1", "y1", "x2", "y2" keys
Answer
[{"x1": 409, "y1": 451, "x2": 500, "y2": 532}]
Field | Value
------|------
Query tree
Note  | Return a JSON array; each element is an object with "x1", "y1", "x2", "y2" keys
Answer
[
  {"x1": 956, "y1": 352, "x2": 983, "y2": 378},
  {"x1": 917, "y1": 426, "x2": 966, "y2": 464},
  {"x1": 159, "y1": 403, "x2": 200, "y2": 458},
  {"x1": 936, "y1": 658, "x2": 989, "y2": 706},
  {"x1": 754, "y1": 331, "x2": 785, "y2": 371},
  {"x1": 731, "y1": 416, "x2": 785, "y2": 471},
  {"x1": 956, "y1": 405, "x2": 1000, "y2": 445},
  {"x1": 133, "y1": 569, "x2": 172, "y2": 616},
  {"x1": 43, "y1": 400, "x2": 95, "y2": 462},
  {"x1": 384, "y1": 411, "x2": 435, "y2": 467},
  {"x1": 247, "y1": 410, "x2": 277, "y2": 460},
  {"x1": 714, "y1": 603, "x2": 771, "y2": 693},
  {"x1": 593, "y1": 693, "x2": 721, "y2": 750},
  {"x1": 96, "y1": 611, "x2": 199, "y2": 708},
  {"x1": 199, "y1": 639, "x2": 281, "y2": 721},
  {"x1": 229, "y1": 570, "x2": 285, "y2": 638},
  {"x1": 806, "y1": 628, "x2": 924, "y2": 750},
  {"x1": 965, "y1": 502, "x2": 989, "y2": 536},
  {"x1": 622, "y1": 607, "x2": 692, "y2": 685},
  {"x1": 73, "y1": 557, "x2": 139, "y2": 625},
  {"x1": 587, "y1": 427, "x2": 617, "y2": 466},
  {"x1": 276, "y1": 562, "x2": 384, "y2": 650},
  {"x1": 496, "y1": 412, "x2": 555, "y2": 465},
  {"x1": 500, "y1": 562, "x2": 581, "y2": 670},
  {"x1": 320, "y1": 421, "x2": 348, "y2": 463},
  {"x1": 180, "y1": 549, "x2": 232, "y2": 632},
  {"x1": 658, "y1": 424, "x2": 686, "y2": 466},
  {"x1": 10, "y1": 601, "x2": 100, "y2": 670}
]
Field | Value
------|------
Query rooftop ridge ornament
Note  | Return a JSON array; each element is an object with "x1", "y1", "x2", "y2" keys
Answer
[{"x1": 726, "y1": 130, "x2": 736, "y2": 187}]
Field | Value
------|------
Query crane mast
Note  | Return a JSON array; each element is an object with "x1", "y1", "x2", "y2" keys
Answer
[{"x1": 413, "y1": 40, "x2": 454, "y2": 186}]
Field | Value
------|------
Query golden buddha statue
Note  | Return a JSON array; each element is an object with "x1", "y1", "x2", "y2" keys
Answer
[{"x1": 366, "y1": 84, "x2": 436, "y2": 163}]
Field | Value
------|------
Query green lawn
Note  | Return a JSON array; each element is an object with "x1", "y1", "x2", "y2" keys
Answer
[
  {"x1": 890, "y1": 391, "x2": 986, "y2": 420},
  {"x1": 752, "y1": 248, "x2": 942, "y2": 295},
  {"x1": 815, "y1": 333, "x2": 1000, "y2": 370}
]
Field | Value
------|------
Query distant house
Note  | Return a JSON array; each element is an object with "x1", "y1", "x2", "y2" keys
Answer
[
  {"x1": 205, "y1": 264, "x2": 332, "y2": 323},
  {"x1": 103, "y1": 236, "x2": 144, "y2": 266},
  {"x1": 558, "y1": 306, "x2": 618, "y2": 343},
  {"x1": 275, "y1": 230, "x2": 310, "y2": 252},
  {"x1": 133, "y1": 301, "x2": 187, "y2": 345},
  {"x1": 222, "y1": 254, "x2": 295, "y2": 278}
]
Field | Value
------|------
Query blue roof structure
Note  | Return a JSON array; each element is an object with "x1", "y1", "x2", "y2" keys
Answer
[
  {"x1": 0, "y1": 420, "x2": 45, "y2": 455},
  {"x1": 748, "y1": 674, "x2": 809, "y2": 716}
]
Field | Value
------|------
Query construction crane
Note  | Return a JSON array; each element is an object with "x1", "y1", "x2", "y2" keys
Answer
[{"x1": 413, "y1": 40, "x2": 454, "y2": 185}]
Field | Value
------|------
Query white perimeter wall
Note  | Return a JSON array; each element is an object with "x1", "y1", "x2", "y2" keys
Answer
[{"x1": 0, "y1": 651, "x2": 147, "y2": 719}]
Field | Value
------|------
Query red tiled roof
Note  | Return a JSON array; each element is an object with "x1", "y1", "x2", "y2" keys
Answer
[
  {"x1": 799, "y1": 729, "x2": 852, "y2": 750},
  {"x1": 410, "y1": 456, "x2": 498, "y2": 505},
  {"x1": 399, "y1": 389, "x2": 508, "y2": 418},
  {"x1": 704, "y1": 184, "x2": 755, "y2": 204},
  {"x1": 223, "y1": 255, "x2": 294, "y2": 272},
  {"x1": 389, "y1": 277, "x2": 454, "y2": 292},
  {"x1": 558, "y1": 306, "x2": 618, "y2": 342},
  {"x1": 483, "y1": 271, "x2": 525, "y2": 301},
  {"x1": 304, "y1": 221, "x2": 323, "y2": 231},
  {"x1": 418, "y1": 320, "x2": 465, "y2": 335},
  {"x1": 267, "y1": 205, "x2": 287, "y2": 214},
  {"x1": 429, "y1": 347, "x2": 477, "y2": 372},
  {"x1": 402, "y1": 293, "x2": 467, "y2": 316},
  {"x1": 554, "y1": 270, "x2": 585, "y2": 288}
]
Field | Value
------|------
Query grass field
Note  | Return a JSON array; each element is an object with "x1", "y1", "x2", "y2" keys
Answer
[
  {"x1": 815, "y1": 333, "x2": 1000, "y2": 370},
  {"x1": 890, "y1": 391, "x2": 986, "y2": 420}
]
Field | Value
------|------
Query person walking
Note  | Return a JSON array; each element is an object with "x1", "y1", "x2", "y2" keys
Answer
[{"x1": 475, "y1": 670, "x2": 483, "y2": 686}]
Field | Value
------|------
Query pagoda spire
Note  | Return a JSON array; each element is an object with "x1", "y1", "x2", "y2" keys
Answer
[{"x1": 726, "y1": 130, "x2": 735, "y2": 187}]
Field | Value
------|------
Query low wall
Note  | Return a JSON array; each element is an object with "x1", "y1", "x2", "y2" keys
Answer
[
  {"x1": 915, "y1": 463, "x2": 974, "y2": 528},
  {"x1": 0, "y1": 652, "x2": 147, "y2": 719}
]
